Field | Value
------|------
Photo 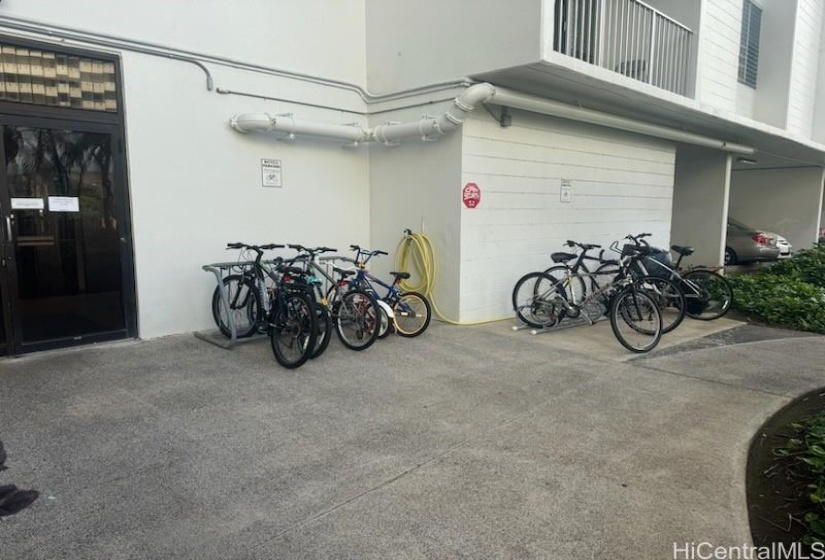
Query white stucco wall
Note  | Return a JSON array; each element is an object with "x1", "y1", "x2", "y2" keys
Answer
[
  {"x1": 365, "y1": 0, "x2": 541, "y2": 94},
  {"x1": 123, "y1": 53, "x2": 370, "y2": 338},
  {"x1": 670, "y1": 147, "x2": 731, "y2": 268},
  {"x1": 0, "y1": 0, "x2": 367, "y2": 85},
  {"x1": 459, "y1": 111, "x2": 676, "y2": 323},
  {"x1": 368, "y1": 102, "x2": 463, "y2": 322},
  {"x1": 729, "y1": 167, "x2": 825, "y2": 251}
]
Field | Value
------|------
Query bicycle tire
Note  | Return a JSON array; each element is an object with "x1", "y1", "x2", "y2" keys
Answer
[
  {"x1": 633, "y1": 276, "x2": 686, "y2": 334},
  {"x1": 512, "y1": 271, "x2": 567, "y2": 328},
  {"x1": 309, "y1": 304, "x2": 333, "y2": 359},
  {"x1": 609, "y1": 288, "x2": 662, "y2": 353},
  {"x1": 333, "y1": 289, "x2": 381, "y2": 351},
  {"x1": 681, "y1": 269, "x2": 733, "y2": 321},
  {"x1": 393, "y1": 291, "x2": 432, "y2": 337},
  {"x1": 543, "y1": 265, "x2": 587, "y2": 306},
  {"x1": 270, "y1": 292, "x2": 317, "y2": 369},
  {"x1": 211, "y1": 275, "x2": 262, "y2": 338}
]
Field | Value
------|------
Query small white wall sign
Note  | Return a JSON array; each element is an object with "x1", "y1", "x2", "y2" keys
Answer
[
  {"x1": 48, "y1": 196, "x2": 80, "y2": 212},
  {"x1": 262, "y1": 158, "x2": 283, "y2": 188},
  {"x1": 11, "y1": 198, "x2": 45, "y2": 210},
  {"x1": 560, "y1": 179, "x2": 572, "y2": 203}
]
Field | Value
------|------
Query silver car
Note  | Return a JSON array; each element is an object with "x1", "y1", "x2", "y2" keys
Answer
[{"x1": 725, "y1": 217, "x2": 781, "y2": 265}]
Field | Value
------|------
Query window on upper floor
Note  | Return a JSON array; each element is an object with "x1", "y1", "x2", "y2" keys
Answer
[{"x1": 738, "y1": 0, "x2": 762, "y2": 88}]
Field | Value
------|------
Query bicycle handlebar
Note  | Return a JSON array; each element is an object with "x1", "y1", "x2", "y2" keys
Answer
[
  {"x1": 624, "y1": 233, "x2": 652, "y2": 246},
  {"x1": 288, "y1": 244, "x2": 337, "y2": 254},
  {"x1": 350, "y1": 245, "x2": 388, "y2": 257}
]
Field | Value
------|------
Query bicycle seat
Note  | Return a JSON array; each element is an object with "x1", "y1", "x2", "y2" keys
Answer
[
  {"x1": 551, "y1": 252, "x2": 576, "y2": 263},
  {"x1": 333, "y1": 267, "x2": 356, "y2": 278},
  {"x1": 390, "y1": 271, "x2": 410, "y2": 279},
  {"x1": 670, "y1": 245, "x2": 695, "y2": 257}
]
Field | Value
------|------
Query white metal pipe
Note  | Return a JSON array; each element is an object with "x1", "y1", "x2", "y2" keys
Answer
[
  {"x1": 486, "y1": 86, "x2": 756, "y2": 154},
  {"x1": 229, "y1": 113, "x2": 367, "y2": 142},
  {"x1": 230, "y1": 82, "x2": 755, "y2": 156}
]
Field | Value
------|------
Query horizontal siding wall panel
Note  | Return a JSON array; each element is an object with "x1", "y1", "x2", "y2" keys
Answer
[
  {"x1": 458, "y1": 111, "x2": 676, "y2": 323},
  {"x1": 696, "y1": 0, "x2": 741, "y2": 112}
]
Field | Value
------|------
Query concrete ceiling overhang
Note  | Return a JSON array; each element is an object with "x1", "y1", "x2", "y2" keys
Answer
[{"x1": 471, "y1": 59, "x2": 825, "y2": 171}]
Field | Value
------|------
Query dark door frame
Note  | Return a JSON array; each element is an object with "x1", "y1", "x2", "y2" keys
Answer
[
  {"x1": 0, "y1": 118, "x2": 137, "y2": 355},
  {"x1": 0, "y1": 37, "x2": 135, "y2": 355}
]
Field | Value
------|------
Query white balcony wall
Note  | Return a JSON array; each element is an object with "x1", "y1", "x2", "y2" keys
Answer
[
  {"x1": 0, "y1": 0, "x2": 367, "y2": 85},
  {"x1": 365, "y1": 0, "x2": 541, "y2": 94},
  {"x1": 459, "y1": 111, "x2": 675, "y2": 323},
  {"x1": 787, "y1": 0, "x2": 824, "y2": 138}
]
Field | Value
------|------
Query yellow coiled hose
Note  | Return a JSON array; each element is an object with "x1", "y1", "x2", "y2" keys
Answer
[{"x1": 394, "y1": 230, "x2": 505, "y2": 325}]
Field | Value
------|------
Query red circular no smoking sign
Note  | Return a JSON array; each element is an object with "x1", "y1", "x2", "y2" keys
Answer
[{"x1": 462, "y1": 182, "x2": 481, "y2": 208}]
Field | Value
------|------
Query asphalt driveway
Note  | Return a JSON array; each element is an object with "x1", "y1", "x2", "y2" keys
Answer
[{"x1": 0, "y1": 319, "x2": 822, "y2": 559}]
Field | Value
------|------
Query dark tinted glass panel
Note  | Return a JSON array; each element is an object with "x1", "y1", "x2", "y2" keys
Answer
[{"x1": 5, "y1": 125, "x2": 125, "y2": 344}]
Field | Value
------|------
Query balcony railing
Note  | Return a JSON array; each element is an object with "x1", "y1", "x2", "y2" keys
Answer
[{"x1": 553, "y1": 0, "x2": 693, "y2": 96}]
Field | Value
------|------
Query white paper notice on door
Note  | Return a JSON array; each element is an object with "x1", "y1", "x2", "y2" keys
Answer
[
  {"x1": 11, "y1": 198, "x2": 45, "y2": 210},
  {"x1": 48, "y1": 196, "x2": 80, "y2": 212}
]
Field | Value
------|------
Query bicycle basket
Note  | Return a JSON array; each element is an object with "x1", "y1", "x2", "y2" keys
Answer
[{"x1": 631, "y1": 249, "x2": 673, "y2": 279}]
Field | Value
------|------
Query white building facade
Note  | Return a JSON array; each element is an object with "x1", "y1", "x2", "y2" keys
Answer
[{"x1": 0, "y1": 0, "x2": 822, "y2": 353}]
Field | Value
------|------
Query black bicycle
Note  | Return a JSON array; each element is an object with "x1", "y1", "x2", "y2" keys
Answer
[{"x1": 211, "y1": 242, "x2": 317, "y2": 368}]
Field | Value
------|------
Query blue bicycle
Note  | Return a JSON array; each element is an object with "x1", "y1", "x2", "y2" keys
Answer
[{"x1": 345, "y1": 245, "x2": 432, "y2": 338}]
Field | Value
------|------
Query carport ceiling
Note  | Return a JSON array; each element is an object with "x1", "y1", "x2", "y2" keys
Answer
[{"x1": 472, "y1": 62, "x2": 825, "y2": 170}]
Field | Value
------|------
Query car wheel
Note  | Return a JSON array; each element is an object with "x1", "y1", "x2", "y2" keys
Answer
[{"x1": 724, "y1": 247, "x2": 737, "y2": 266}]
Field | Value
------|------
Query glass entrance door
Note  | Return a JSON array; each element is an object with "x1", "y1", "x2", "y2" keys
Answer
[{"x1": 0, "y1": 122, "x2": 134, "y2": 354}]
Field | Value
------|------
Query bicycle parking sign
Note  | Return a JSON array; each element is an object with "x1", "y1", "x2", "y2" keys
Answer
[{"x1": 462, "y1": 182, "x2": 481, "y2": 208}]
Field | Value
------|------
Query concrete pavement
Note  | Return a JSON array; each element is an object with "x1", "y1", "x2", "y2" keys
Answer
[{"x1": 0, "y1": 318, "x2": 822, "y2": 559}]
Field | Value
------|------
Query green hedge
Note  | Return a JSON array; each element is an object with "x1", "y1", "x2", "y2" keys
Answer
[{"x1": 728, "y1": 244, "x2": 825, "y2": 334}]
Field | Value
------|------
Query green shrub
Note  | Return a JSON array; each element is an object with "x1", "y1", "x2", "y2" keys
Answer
[
  {"x1": 729, "y1": 263, "x2": 825, "y2": 334},
  {"x1": 774, "y1": 412, "x2": 825, "y2": 544},
  {"x1": 767, "y1": 244, "x2": 825, "y2": 289}
]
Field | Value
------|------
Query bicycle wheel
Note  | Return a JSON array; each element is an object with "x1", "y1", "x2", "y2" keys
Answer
[
  {"x1": 270, "y1": 293, "x2": 317, "y2": 369},
  {"x1": 633, "y1": 276, "x2": 686, "y2": 334},
  {"x1": 512, "y1": 272, "x2": 566, "y2": 328},
  {"x1": 609, "y1": 288, "x2": 662, "y2": 353},
  {"x1": 681, "y1": 269, "x2": 733, "y2": 321},
  {"x1": 393, "y1": 291, "x2": 432, "y2": 337},
  {"x1": 309, "y1": 303, "x2": 333, "y2": 359},
  {"x1": 543, "y1": 265, "x2": 587, "y2": 306},
  {"x1": 211, "y1": 275, "x2": 262, "y2": 338},
  {"x1": 333, "y1": 289, "x2": 381, "y2": 351}
]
